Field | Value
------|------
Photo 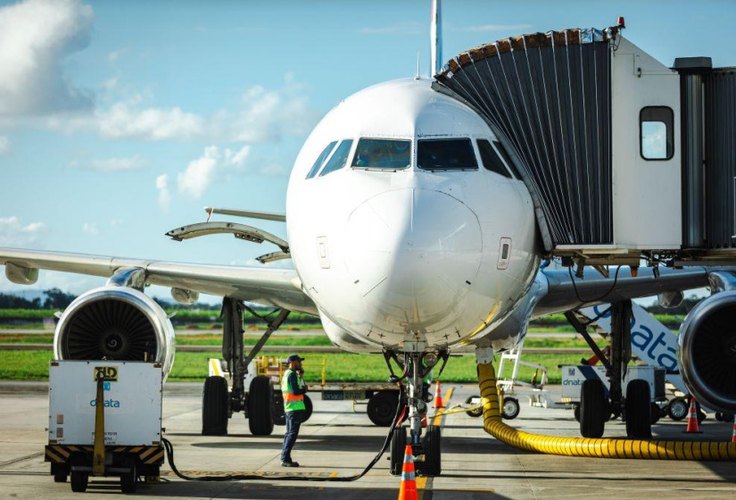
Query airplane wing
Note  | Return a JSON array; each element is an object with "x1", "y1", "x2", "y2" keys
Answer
[
  {"x1": 0, "y1": 248, "x2": 316, "y2": 314},
  {"x1": 533, "y1": 266, "x2": 710, "y2": 317}
]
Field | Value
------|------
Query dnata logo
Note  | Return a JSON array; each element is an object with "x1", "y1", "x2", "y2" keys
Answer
[
  {"x1": 563, "y1": 379, "x2": 582, "y2": 386},
  {"x1": 90, "y1": 399, "x2": 121, "y2": 408}
]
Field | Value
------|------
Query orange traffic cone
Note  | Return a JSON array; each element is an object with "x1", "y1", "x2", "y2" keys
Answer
[
  {"x1": 397, "y1": 445, "x2": 417, "y2": 500},
  {"x1": 433, "y1": 381, "x2": 444, "y2": 409},
  {"x1": 684, "y1": 398, "x2": 702, "y2": 434},
  {"x1": 731, "y1": 415, "x2": 736, "y2": 443}
]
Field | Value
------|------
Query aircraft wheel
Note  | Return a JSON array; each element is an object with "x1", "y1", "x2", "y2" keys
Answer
[
  {"x1": 650, "y1": 402, "x2": 662, "y2": 424},
  {"x1": 202, "y1": 376, "x2": 229, "y2": 436},
  {"x1": 465, "y1": 396, "x2": 483, "y2": 418},
  {"x1": 580, "y1": 379, "x2": 606, "y2": 438},
  {"x1": 367, "y1": 391, "x2": 399, "y2": 426},
  {"x1": 667, "y1": 397, "x2": 688, "y2": 421},
  {"x1": 248, "y1": 375, "x2": 274, "y2": 436},
  {"x1": 625, "y1": 379, "x2": 652, "y2": 439},
  {"x1": 417, "y1": 425, "x2": 441, "y2": 477},
  {"x1": 502, "y1": 397, "x2": 520, "y2": 420},
  {"x1": 389, "y1": 426, "x2": 407, "y2": 476}
]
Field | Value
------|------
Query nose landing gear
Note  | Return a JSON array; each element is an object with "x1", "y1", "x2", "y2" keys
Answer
[{"x1": 386, "y1": 345, "x2": 448, "y2": 477}]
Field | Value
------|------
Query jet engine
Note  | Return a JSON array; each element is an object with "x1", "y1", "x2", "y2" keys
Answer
[
  {"x1": 678, "y1": 291, "x2": 736, "y2": 412},
  {"x1": 53, "y1": 286, "x2": 175, "y2": 379}
]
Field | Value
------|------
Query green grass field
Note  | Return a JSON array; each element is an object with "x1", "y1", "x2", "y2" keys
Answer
[{"x1": 0, "y1": 348, "x2": 584, "y2": 385}]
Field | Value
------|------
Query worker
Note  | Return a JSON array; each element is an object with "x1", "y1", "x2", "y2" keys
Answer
[{"x1": 281, "y1": 353, "x2": 308, "y2": 467}]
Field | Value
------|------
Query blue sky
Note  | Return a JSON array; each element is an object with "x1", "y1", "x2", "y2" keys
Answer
[{"x1": 0, "y1": 0, "x2": 733, "y2": 301}]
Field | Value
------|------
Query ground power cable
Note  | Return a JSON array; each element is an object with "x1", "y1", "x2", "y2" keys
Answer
[{"x1": 161, "y1": 384, "x2": 405, "y2": 482}]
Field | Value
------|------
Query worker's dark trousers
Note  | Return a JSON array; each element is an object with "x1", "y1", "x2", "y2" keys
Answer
[{"x1": 281, "y1": 409, "x2": 304, "y2": 462}]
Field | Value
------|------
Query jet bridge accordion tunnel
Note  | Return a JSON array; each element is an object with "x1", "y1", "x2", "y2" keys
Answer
[{"x1": 434, "y1": 26, "x2": 736, "y2": 263}]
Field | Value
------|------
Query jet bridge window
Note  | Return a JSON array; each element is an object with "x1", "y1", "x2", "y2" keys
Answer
[
  {"x1": 351, "y1": 138, "x2": 411, "y2": 170},
  {"x1": 477, "y1": 139, "x2": 512, "y2": 178},
  {"x1": 640, "y1": 106, "x2": 674, "y2": 160},
  {"x1": 306, "y1": 141, "x2": 337, "y2": 179},
  {"x1": 417, "y1": 138, "x2": 478, "y2": 171},
  {"x1": 319, "y1": 139, "x2": 354, "y2": 177}
]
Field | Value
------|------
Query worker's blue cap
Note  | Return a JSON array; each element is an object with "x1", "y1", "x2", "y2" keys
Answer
[{"x1": 286, "y1": 354, "x2": 305, "y2": 363}]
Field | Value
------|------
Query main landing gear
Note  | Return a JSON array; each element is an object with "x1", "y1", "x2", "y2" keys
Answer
[
  {"x1": 568, "y1": 300, "x2": 653, "y2": 439},
  {"x1": 387, "y1": 345, "x2": 448, "y2": 477},
  {"x1": 202, "y1": 298, "x2": 290, "y2": 436}
]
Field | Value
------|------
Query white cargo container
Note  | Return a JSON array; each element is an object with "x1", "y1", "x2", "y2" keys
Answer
[
  {"x1": 48, "y1": 360, "x2": 163, "y2": 446},
  {"x1": 46, "y1": 360, "x2": 165, "y2": 493}
]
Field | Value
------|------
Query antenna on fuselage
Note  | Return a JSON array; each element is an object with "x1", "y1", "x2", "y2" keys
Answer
[
  {"x1": 415, "y1": 51, "x2": 421, "y2": 80},
  {"x1": 430, "y1": 0, "x2": 442, "y2": 76}
]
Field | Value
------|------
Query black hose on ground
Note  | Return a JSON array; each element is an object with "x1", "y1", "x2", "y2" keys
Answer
[{"x1": 161, "y1": 384, "x2": 405, "y2": 482}]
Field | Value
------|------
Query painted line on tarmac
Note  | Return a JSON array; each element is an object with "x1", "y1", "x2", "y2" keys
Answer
[{"x1": 416, "y1": 386, "x2": 454, "y2": 500}]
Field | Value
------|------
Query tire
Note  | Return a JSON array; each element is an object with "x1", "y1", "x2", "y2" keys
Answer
[
  {"x1": 367, "y1": 391, "x2": 399, "y2": 427},
  {"x1": 272, "y1": 391, "x2": 286, "y2": 426},
  {"x1": 390, "y1": 426, "x2": 407, "y2": 476},
  {"x1": 501, "y1": 397, "x2": 520, "y2": 420},
  {"x1": 303, "y1": 394, "x2": 313, "y2": 423},
  {"x1": 667, "y1": 397, "x2": 688, "y2": 421},
  {"x1": 650, "y1": 402, "x2": 661, "y2": 424},
  {"x1": 625, "y1": 379, "x2": 652, "y2": 439},
  {"x1": 52, "y1": 464, "x2": 67, "y2": 483},
  {"x1": 248, "y1": 375, "x2": 274, "y2": 436},
  {"x1": 202, "y1": 376, "x2": 229, "y2": 436},
  {"x1": 120, "y1": 456, "x2": 137, "y2": 494},
  {"x1": 465, "y1": 395, "x2": 483, "y2": 418},
  {"x1": 580, "y1": 379, "x2": 606, "y2": 438},
  {"x1": 70, "y1": 470, "x2": 88, "y2": 493},
  {"x1": 417, "y1": 426, "x2": 441, "y2": 477}
]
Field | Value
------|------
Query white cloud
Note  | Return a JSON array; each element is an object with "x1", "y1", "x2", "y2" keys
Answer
[
  {"x1": 84, "y1": 155, "x2": 145, "y2": 172},
  {"x1": 462, "y1": 24, "x2": 532, "y2": 32},
  {"x1": 156, "y1": 174, "x2": 171, "y2": 212},
  {"x1": 107, "y1": 49, "x2": 125, "y2": 63},
  {"x1": 0, "y1": 216, "x2": 47, "y2": 247},
  {"x1": 82, "y1": 222, "x2": 99, "y2": 235},
  {"x1": 0, "y1": 136, "x2": 10, "y2": 154},
  {"x1": 223, "y1": 144, "x2": 250, "y2": 167},
  {"x1": 177, "y1": 146, "x2": 219, "y2": 199},
  {"x1": 0, "y1": 0, "x2": 94, "y2": 116},
  {"x1": 97, "y1": 98, "x2": 204, "y2": 141},
  {"x1": 175, "y1": 143, "x2": 259, "y2": 200}
]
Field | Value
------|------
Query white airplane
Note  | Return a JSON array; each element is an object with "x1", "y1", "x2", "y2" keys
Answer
[{"x1": 1, "y1": 0, "x2": 733, "y2": 476}]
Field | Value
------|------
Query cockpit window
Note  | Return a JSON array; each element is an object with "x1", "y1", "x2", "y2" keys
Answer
[
  {"x1": 477, "y1": 139, "x2": 512, "y2": 178},
  {"x1": 352, "y1": 139, "x2": 411, "y2": 170},
  {"x1": 306, "y1": 141, "x2": 337, "y2": 179},
  {"x1": 493, "y1": 140, "x2": 521, "y2": 178},
  {"x1": 417, "y1": 138, "x2": 478, "y2": 170},
  {"x1": 319, "y1": 139, "x2": 353, "y2": 177}
]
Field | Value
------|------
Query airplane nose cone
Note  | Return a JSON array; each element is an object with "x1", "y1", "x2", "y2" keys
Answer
[{"x1": 345, "y1": 188, "x2": 482, "y2": 334}]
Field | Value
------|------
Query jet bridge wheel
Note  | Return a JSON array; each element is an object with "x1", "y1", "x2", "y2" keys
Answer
[
  {"x1": 625, "y1": 379, "x2": 652, "y2": 439},
  {"x1": 248, "y1": 375, "x2": 275, "y2": 436},
  {"x1": 389, "y1": 426, "x2": 407, "y2": 476},
  {"x1": 580, "y1": 379, "x2": 607, "y2": 438},
  {"x1": 202, "y1": 376, "x2": 229, "y2": 436}
]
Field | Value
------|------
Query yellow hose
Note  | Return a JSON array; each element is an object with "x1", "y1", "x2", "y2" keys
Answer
[{"x1": 478, "y1": 362, "x2": 736, "y2": 460}]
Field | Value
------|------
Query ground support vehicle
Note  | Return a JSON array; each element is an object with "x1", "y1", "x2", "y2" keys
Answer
[{"x1": 46, "y1": 361, "x2": 164, "y2": 493}]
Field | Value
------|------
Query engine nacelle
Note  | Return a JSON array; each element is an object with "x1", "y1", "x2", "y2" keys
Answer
[
  {"x1": 679, "y1": 291, "x2": 736, "y2": 412},
  {"x1": 53, "y1": 286, "x2": 176, "y2": 380}
]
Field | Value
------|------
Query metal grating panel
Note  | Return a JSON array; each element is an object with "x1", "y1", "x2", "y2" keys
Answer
[
  {"x1": 435, "y1": 28, "x2": 618, "y2": 250},
  {"x1": 704, "y1": 68, "x2": 736, "y2": 249}
]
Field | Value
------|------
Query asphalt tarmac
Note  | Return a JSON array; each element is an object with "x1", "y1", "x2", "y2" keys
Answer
[{"x1": 0, "y1": 382, "x2": 734, "y2": 499}]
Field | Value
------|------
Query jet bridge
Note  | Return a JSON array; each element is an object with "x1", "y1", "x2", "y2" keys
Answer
[{"x1": 434, "y1": 23, "x2": 736, "y2": 267}]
